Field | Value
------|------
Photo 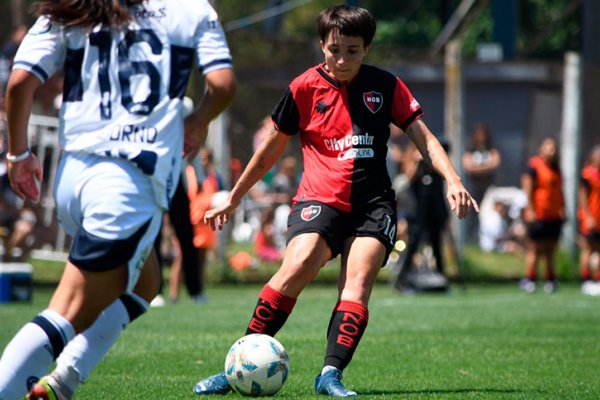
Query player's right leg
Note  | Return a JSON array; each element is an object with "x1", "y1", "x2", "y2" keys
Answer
[{"x1": 194, "y1": 232, "x2": 332, "y2": 395}]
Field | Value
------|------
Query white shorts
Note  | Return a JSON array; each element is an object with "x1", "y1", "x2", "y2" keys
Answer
[{"x1": 54, "y1": 152, "x2": 164, "y2": 292}]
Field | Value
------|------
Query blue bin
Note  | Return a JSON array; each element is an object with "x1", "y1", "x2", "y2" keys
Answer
[{"x1": 0, "y1": 263, "x2": 33, "y2": 303}]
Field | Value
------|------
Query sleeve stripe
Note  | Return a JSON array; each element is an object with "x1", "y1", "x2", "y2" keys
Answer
[
  {"x1": 12, "y1": 61, "x2": 49, "y2": 83},
  {"x1": 399, "y1": 109, "x2": 424, "y2": 131},
  {"x1": 198, "y1": 58, "x2": 233, "y2": 74}
]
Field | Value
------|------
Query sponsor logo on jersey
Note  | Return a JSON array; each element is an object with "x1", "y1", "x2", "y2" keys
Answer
[
  {"x1": 410, "y1": 98, "x2": 420, "y2": 112},
  {"x1": 315, "y1": 100, "x2": 331, "y2": 114},
  {"x1": 338, "y1": 148, "x2": 375, "y2": 161},
  {"x1": 324, "y1": 132, "x2": 374, "y2": 152},
  {"x1": 363, "y1": 91, "x2": 383, "y2": 113},
  {"x1": 134, "y1": 6, "x2": 167, "y2": 20},
  {"x1": 301, "y1": 205, "x2": 321, "y2": 221}
]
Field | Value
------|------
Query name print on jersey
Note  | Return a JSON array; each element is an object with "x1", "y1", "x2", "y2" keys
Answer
[{"x1": 108, "y1": 124, "x2": 157, "y2": 144}]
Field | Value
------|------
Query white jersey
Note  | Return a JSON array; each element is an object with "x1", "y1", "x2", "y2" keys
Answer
[{"x1": 13, "y1": 0, "x2": 233, "y2": 209}]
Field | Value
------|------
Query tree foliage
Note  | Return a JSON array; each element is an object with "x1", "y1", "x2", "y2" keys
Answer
[{"x1": 215, "y1": 0, "x2": 581, "y2": 63}]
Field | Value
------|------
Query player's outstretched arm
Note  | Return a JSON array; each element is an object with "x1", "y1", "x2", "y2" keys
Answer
[
  {"x1": 5, "y1": 69, "x2": 43, "y2": 202},
  {"x1": 184, "y1": 67, "x2": 236, "y2": 159},
  {"x1": 204, "y1": 126, "x2": 290, "y2": 230},
  {"x1": 405, "y1": 119, "x2": 479, "y2": 219}
]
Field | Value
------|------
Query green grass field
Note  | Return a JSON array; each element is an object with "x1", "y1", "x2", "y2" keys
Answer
[{"x1": 1, "y1": 279, "x2": 599, "y2": 399}]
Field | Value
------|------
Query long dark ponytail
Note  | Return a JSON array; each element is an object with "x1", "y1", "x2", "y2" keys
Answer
[{"x1": 31, "y1": 0, "x2": 146, "y2": 28}]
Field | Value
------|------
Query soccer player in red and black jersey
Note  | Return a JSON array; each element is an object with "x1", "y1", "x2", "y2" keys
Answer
[{"x1": 194, "y1": 5, "x2": 478, "y2": 397}]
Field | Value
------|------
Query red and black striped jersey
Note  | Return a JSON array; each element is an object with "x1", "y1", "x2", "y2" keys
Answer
[{"x1": 272, "y1": 63, "x2": 423, "y2": 212}]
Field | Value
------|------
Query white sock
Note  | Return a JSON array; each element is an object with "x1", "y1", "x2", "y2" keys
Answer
[
  {"x1": 56, "y1": 293, "x2": 148, "y2": 385},
  {"x1": 321, "y1": 365, "x2": 339, "y2": 375},
  {"x1": 0, "y1": 309, "x2": 75, "y2": 399}
]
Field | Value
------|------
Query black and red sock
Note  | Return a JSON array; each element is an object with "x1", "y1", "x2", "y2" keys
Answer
[
  {"x1": 323, "y1": 301, "x2": 369, "y2": 371},
  {"x1": 246, "y1": 284, "x2": 296, "y2": 337}
]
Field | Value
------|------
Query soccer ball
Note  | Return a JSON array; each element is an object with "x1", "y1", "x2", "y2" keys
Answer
[{"x1": 224, "y1": 333, "x2": 290, "y2": 397}]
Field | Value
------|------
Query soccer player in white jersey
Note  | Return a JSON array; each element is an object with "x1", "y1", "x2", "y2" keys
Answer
[{"x1": 0, "y1": 1, "x2": 235, "y2": 399}]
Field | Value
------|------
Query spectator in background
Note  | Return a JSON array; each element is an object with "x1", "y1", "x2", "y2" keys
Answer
[
  {"x1": 463, "y1": 123, "x2": 501, "y2": 240},
  {"x1": 254, "y1": 207, "x2": 284, "y2": 263},
  {"x1": 245, "y1": 155, "x2": 298, "y2": 244},
  {"x1": 478, "y1": 198, "x2": 524, "y2": 254},
  {"x1": 151, "y1": 174, "x2": 205, "y2": 307},
  {"x1": 393, "y1": 141, "x2": 449, "y2": 291},
  {"x1": 578, "y1": 145, "x2": 600, "y2": 296},
  {"x1": 0, "y1": 94, "x2": 16, "y2": 206},
  {"x1": 184, "y1": 147, "x2": 225, "y2": 304},
  {"x1": 151, "y1": 97, "x2": 211, "y2": 307},
  {"x1": 271, "y1": 155, "x2": 299, "y2": 206},
  {"x1": 0, "y1": 25, "x2": 27, "y2": 91},
  {"x1": 251, "y1": 156, "x2": 299, "y2": 263},
  {"x1": 520, "y1": 137, "x2": 565, "y2": 294}
]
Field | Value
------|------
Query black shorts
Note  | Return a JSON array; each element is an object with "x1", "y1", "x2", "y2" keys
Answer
[
  {"x1": 527, "y1": 219, "x2": 563, "y2": 241},
  {"x1": 286, "y1": 199, "x2": 397, "y2": 265},
  {"x1": 581, "y1": 230, "x2": 600, "y2": 243}
]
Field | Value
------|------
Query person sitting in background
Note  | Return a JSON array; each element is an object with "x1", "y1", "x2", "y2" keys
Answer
[
  {"x1": 3, "y1": 208, "x2": 37, "y2": 261},
  {"x1": 478, "y1": 198, "x2": 526, "y2": 254},
  {"x1": 271, "y1": 156, "x2": 299, "y2": 205},
  {"x1": 463, "y1": 123, "x2": 501, "y2": 240},
  {"x1": 578, "y1": 145, "x2": 600, "y2": 296},
  {"x1": 254, "y1": 207, "x2": 284, "y2": 263}
]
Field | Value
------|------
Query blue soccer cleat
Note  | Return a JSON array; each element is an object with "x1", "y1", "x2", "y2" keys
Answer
[
  {"x1": 315, "y1": 367, "x2": 358, "y2": 397},
  {"x1": 193, "y1": 371, "x2": 232, "y2": 395}
]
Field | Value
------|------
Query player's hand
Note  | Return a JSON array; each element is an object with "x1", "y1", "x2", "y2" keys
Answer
[
  {"x1": 446, "y1": 179, "x2": 479, "y2": 219},
  {"x1": 586, "y1": 215, "x2": 596, "y2": 231},
  {"x1": 8, "y1": 154, "x2": 43, "y2": 202},
  {"x1": 183, "y1": 115, "x2": 209, "y2": 161},
  {"x1": 523, "y1": 207, "x2": 536, "y2": 223},
  {"x1": 204, "y1": 195, "x2": 240, "y2": 231}
]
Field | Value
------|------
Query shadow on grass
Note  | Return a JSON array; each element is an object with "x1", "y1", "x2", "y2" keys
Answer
[{"x1": 359, "y1": 387, "x2": 532, "y2": 397}]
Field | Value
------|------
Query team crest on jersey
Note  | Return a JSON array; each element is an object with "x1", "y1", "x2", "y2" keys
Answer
[
  {"x1": 363, "y1": 92, "x2": 383, "y2": 113},
  {"x1": 301, "y1": 205, "x2": 321, "y2": 221}
]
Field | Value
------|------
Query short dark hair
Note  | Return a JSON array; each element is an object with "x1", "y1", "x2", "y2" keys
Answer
[{"x1": 316, "y1": 5, "x2": 376, "y2": 47}]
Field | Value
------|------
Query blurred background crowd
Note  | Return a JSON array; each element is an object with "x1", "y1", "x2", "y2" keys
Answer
[{"x1": 0, "y1": 0, "x2": 599, "y2": 299}]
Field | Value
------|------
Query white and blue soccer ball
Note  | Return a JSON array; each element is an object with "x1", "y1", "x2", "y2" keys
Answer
[{"x1": 224, "y1": 333, "x2": 290, "y2": 397}]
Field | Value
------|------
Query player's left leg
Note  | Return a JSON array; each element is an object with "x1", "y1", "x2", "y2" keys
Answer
[
  {"x1": 541, "y1": 239, "x2": 558, "y2": 294},
  {"x1": 194, "y1": 232, "x2": 332, "y2": 396},
  {"x1": 591, "y1": 237, "x2": 600, "y2": 282},
  {"x1": 0, "y1": 260, "x2": 127, "y2": 400},
  {"x1": 315, "y1": 236, "x2": 387, "y2": 398},
  {"x1": 47, "y1": 250, "x2": 160, "y2": 396}
]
